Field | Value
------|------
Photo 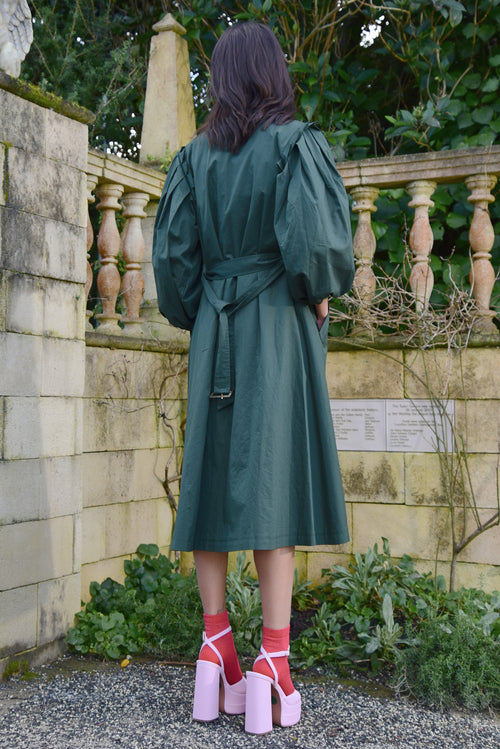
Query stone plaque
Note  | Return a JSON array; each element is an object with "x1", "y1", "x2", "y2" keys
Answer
[{"x1": 331, "y1": 399, "x2": 455, "y2": 453}]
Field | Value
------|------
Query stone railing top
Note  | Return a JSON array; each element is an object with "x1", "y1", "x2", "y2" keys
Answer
[
  {"x1": 337, "y1": 145, "x2": 500, "y2": 189},
  {"x1": 87, "y1": 148, "x2": 165, "y2": 199},
  {"x1": 87, "y1": 144, "x2": 500, "y2": 201}
]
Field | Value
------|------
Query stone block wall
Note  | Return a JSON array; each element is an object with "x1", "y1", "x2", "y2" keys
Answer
[
  {"x1": 80, "y1": 341, "x2": 187, "y2": 598},
  {"x1": 0, "y1": 88, "x2": 88, "y2": 674},
  {"x1": 298, "y1": 346, "x2": 500, "y2": 592}
]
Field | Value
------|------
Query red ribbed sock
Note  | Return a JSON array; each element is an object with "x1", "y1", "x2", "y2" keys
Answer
[
  {"x1": 253, "y1": 625, "x2": 295, "y2": 696},
  {"x1": 200, "y1": 611, "x2": 243, "y2": 686}
]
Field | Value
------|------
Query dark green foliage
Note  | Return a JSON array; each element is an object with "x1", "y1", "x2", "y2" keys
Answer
[
  {"x1": 66, "y1": 543, "x2": 203, "y2": 660},
  {"x1": 22, "y1": 1, "x2": 500, "y2": 318},
  {"x1": 290, "y1": 538, "x2": 500, "y2": 710},
  {"x1": 394, "y1": 615, "x2": 500, "y2": 710},
  {"x1": 67, "y1": 542, "x2": 500, "y2": 711}
]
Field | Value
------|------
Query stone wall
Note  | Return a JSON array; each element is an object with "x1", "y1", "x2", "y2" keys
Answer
[
  {"x1": 0, "y1": 87, "x2": 88, "y2": 673},
  {"x1": 302, "y1": 345, "x2": 500, "y2": 592},
  {"x1": 81, "y1": 339, "x2": 187, "y2": 596}
]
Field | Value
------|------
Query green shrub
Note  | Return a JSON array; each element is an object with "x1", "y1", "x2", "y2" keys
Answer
[
  {"x1": 393, "y1": 615, "x2": 500, "y2": 711},
  {"x1": 67, "y1": 541, "x2": 500, "y2": 712}
]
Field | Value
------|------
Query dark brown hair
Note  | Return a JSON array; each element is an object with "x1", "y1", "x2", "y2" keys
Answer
[{"x1": 199, "y1": 22, "x2": 296, "y2": 153}]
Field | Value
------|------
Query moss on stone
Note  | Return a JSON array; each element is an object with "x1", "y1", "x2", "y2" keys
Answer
[{"x1": 0, "y1": 71, "x2": 95, "y2": 124}]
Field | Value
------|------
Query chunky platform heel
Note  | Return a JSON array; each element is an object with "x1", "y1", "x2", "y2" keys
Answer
[
  {"x1": 244, "y1": 647, "x2": 301, "y2": 734},
  {"x1": 192, "y1": 626, "x2": 246, "y2": 722}
]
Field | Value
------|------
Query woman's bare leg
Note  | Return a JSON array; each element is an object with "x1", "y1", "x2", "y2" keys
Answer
[
  {"x1": 253, "y1": 546, "x2": 295, "y2": 628},
  {"x1": 193, "y1": 550, "x2": 228, "y2": 614}
]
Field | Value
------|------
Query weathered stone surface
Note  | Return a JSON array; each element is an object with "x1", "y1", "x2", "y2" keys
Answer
[
  {"x1": 0, "y1": 146, "x2": 5, "y2": 206},
  {"x1": 6, "y1": 273, "x2": 84, "y2": 339},
  {"x1": 81, "y1": 506, "x2": 106, "y2": 565},
  {"x1": 3, "y1": 396, "x2": 79, "y2": 459},
  {"x1": 37, "y1": 574, "x2": 81, "y2": 646},
  {"x1": 452, "y1": 561, "x2": 500, "y2": 594},
  {"x1": 0, "y1": 456, "x2": 82, "y2": 524},
  {"x1": 0, "y1": 89, "x2": 46, "y2": 154},
  {"x1": 41, "y1": 338, "x2": 85, "y2": 397},
  {"x1": 83, "y1": 447, "x2": 175, "y2": 509},
  {"x1": 339, "y1": 452, "x2": 404, "y2": 504},
  {"x1": 306, "y1": 551, "x2": 352, "y2": 584},
  {"x1": 104, "y1": 500, "x2": 159, "y2": 560},
  {"x1": 455, "y1": 400, "x2": 500, "y2": 453},
  {"x1": 352, "y1": 503, "x2": 453, "y2": 561},
  {"x1": 157, "y1": 496, "x2": 174, "y2": 550},
  {"x1": 0, "y1": 270, "x2": 6, "y2": 329},
  {"x1": 7, "y1": 147, "x2": 86, "y2": 227},
  {"x1": 457, "y1": 512, "x2": 500, "y2": 566},
  {"x1": 140, "y1": 18, "x2": 195, "y2": 161},
  {"x1": 6, "y1": 272, "x2": 45, "y2": 336},
  {"x1": 326, "y1": 350, "x2": 404, "y2": 399},
  {"x1": 141, "y1": 201, "x2": 159, "y2": 304},
  {"x1": 0, "y1": 517, "x2": 74, "y2": 590},
  {"x1": 0, "y1": 458, "x2": 40, "y2": 523},
  {"x1": 45, "y1": 108, "x2": 88, "y2": 170},
  {"x1": 39, "y1": 456, "x2": 83, "y2": 520},
  {"x1": 83, "y1": 450, "x2": 136, "y2": 507},
  {"x1": 0, "y1": 585, "x2": 37, "y2": 657},
  {"x1": 83, "y1": 397, "x2": 162, "y2": 453},
  {"x1": 404, "y1": 347, "x2": 500, "y2": 400},
  {"x1": 0, "y1": 331, "x2": 41, "y2": 396},
  {"x1": 0, "y1": 207, "x2": 86, "y2": 282},
  {"x1": 406, "y1": 452, "x2": 499, "y2": 510}
]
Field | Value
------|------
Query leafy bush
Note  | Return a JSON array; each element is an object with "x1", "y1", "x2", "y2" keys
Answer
[
  {"x1": 67, "y1": 540, "x2": 500, "y2": 711},
  {"x1": 67, "y1": 544, "x2": 202, "y2": 660},
  {"x1": 393, "y1": 615, "x2": 500, "y2": 710},
  {"x1": 290, "y1": 538, "x2": 500, "y2": 692}
]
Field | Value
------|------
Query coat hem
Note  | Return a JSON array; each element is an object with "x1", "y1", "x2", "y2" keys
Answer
[{"x1": 172, "y1": 533, "x2": 350, "y2": 553}]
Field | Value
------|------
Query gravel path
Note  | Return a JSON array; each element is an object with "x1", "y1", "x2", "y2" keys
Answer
[{"x1": 0, "y1": 656, "x2": 498, "y2": 748}]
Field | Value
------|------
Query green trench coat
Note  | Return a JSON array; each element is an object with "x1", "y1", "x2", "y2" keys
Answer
[{"x1": 152, "y1": 121, "x2": 355, "y2": 552}]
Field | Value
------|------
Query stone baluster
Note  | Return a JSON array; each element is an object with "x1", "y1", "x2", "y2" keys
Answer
[
  {"x1": 465, "y1": 174, "x2": 498, "y2": 334},
  {"x1": 407, "y1": 180, "x2": 436, "y2": 313},
  {"x1": 120, "y1": 191, "x2": 149, "y2": 335},
  {"x1": 351, "y1": 186, "x2": 379, "y2": 331},
  {"x1": 95, "y1": 182, "x2": 124, "y2": 333},
  {"x1": 85, "y1": 175, "x2": 98, "y2": 331}
]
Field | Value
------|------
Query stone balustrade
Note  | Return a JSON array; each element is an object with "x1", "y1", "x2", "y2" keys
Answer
[
  {"x1": 86, "y1": 144, "x2": 500, "y2": 337},
  {"x1": 338, "y1": 146, "x2": 500, "y2": 333},
  {"x1": 86, "y1": 148, "x2": 163, "y2": 335}
]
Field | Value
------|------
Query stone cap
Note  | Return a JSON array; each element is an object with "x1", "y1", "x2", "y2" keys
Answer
[{"x1": 0, "y1": 70, "x2": 95, "y2": 124}]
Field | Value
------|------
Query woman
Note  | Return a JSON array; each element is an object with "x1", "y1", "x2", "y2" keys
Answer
[{"x1": 152, "y1": 22, "x2": 354, "y2": 735}]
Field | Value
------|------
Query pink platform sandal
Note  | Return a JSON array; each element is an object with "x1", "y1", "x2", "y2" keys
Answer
[
  {"x1": 244, "y1": 647, "x2": 301, "y2": 734},
  {"x1": 192, "y1": 626, "x2": 246, "y2": 722}
]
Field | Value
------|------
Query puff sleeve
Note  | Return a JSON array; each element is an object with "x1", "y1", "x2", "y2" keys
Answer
[
  {"x1": 274, "y1": 124, "x2": 355, "y2": 304},
  {"x1": 152, "y1": 150, "x2": 202, "y2": 331}
]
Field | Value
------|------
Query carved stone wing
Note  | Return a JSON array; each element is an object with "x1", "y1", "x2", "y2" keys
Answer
[{"x1": 0, "y1": 0, "x2": 33, "y2": 77}]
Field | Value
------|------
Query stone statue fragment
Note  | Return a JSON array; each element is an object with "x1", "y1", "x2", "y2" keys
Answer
[{"x1": 0, "y1": 0, "x2": 33, "y2": 78}]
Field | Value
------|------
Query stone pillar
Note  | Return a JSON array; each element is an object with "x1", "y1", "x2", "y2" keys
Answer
[
  {"x1": 351, "y1": 186, "x2": 379, "y2": 333},
  {"x1": 85, "y1": 175, "x2": 98, "y2": 331},
  {"x1": 140, "y1": 13, "x2": 196, "y2": 164},
  {"x1": 95, "y1": 182, "x2": 124, "y2": 333},
  {"x1": 0, "y1": 86, "x2": 89, "y2": 675},
  {"x1": 466, "y1": 174, "x2": 498, "y2": 334},
  {"x1": 120, "y1": 191, "x2": 148, "y2": 335},
  {"x1": 407, "y1": 180, "x2": 436, "y2": 313}
]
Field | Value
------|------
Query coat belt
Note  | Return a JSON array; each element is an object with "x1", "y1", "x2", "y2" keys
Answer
[{"x1": 201, "y1": 253, "x2": 284, "y2": 399}]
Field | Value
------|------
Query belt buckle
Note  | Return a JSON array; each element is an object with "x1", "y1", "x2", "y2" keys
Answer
[{"x1": 209, "y1": 390, "x2": 234, "y2": 400}]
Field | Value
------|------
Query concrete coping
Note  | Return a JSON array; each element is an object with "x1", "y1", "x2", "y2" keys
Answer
[
  {"x1": 337, "y1": 145, "x2": 500, "y2": 189},
  {"x1": 87, "y1": 143, "x2": 500, "y2": 202},
  {"x1": 87, "y1": 148, "x2": 165, "y2": 199}
]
